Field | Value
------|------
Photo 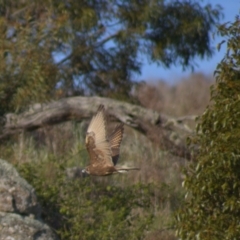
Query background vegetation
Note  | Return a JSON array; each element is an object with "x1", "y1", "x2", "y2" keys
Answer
[
  {"x1": 0, "y1": 0, "x2": 221, "y2": 114},
  {"x1": 2, "y1": 1, "x2": 239, "y2": 240}
]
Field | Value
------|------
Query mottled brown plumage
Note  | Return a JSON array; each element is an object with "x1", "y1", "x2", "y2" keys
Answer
[{"x1": 82, "y1": 105, "x2": 140, "y2": 176}]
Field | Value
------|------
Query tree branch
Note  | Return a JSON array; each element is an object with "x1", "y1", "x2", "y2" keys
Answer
[
  {"x1": 57, "y1": 33, "x2": 120, "y2": 66},
  {"x1": 1, "y1": 96, "x2": 195, "y2": 160}
]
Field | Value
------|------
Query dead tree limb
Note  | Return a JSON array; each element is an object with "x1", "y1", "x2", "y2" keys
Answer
[{"x1": 1, "y1": 96, "x2": 195, "y2": 160}]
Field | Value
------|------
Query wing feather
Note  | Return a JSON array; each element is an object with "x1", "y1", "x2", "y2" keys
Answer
[
  {"x1": 109, "y1": 123, "x2": 124, "y2": 165},
  {"x1": 85, "y1": 105, "x2": 113, "y2": 166}
]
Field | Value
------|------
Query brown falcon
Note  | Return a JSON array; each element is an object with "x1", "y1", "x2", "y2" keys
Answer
[{"x1": 82, "y1": 104, "x2": 140, "y2": 176}]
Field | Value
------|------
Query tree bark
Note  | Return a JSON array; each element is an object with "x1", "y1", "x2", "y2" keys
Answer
[{"x1": 1, "y1": 96, "x2": 195, "y2": 160}]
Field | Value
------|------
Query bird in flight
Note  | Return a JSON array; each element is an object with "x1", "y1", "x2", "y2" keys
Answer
[{"x1": 82, "y1": 104, "x2": 140, "y2": 176}]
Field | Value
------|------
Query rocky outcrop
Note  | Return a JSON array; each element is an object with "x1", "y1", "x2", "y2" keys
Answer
[
  {"x1": 0, "y1": 212, "x2": 57, "y2": 240},
  {"x1": 0, "y1": 159, "x2": 40, "y2": 217},
  {"x1": 0, "y1": 159, "x2": 58, "y2": 240}
]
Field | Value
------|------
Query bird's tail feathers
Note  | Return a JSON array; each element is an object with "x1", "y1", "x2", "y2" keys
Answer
[{"x1": 116, "y1": 167, "x2": 140, "y2": 173}]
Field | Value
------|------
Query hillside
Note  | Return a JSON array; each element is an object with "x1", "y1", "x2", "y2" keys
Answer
[{"x1": 0, "y1": 73, "x2": 213, "y2": 239}]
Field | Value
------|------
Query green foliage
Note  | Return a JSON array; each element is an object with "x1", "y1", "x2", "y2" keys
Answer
[
  {"x1": 17, "y1": 156, "x2": 155, "y2": 240},
  {"x1": 175, "y1": 16, "x2": 240, "y2": 239},
  {"x1": 0, "y1": 0, "x2": 222, "y2": 114}
]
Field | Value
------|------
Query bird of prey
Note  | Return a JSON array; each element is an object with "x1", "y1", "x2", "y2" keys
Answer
[{"x1": 82, "y1": 104, "x2": 140, "y2": 176}]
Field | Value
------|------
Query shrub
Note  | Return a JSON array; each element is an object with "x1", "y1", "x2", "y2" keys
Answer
[{"x1": 175, "y1": 16, "x2": 240, "y2": 239}]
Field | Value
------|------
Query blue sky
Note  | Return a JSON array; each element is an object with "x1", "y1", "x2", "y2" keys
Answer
[{"x1": 141, "y1": 0, "x2": 239, "y2": 83}]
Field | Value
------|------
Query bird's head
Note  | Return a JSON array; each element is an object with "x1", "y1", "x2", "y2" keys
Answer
[{"x1": 82, "y1": 167, "x2": 90, "y2": 175}]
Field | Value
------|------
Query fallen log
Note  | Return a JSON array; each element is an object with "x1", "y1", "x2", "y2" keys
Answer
[{"x1": 1, "y1": 96, "x2": 196, "y2": 160}]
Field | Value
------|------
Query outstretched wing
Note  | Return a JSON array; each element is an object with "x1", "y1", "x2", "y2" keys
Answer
[
  {"x1": 85, "y1": 105, "x2": 113, "y2": 166},
  {"x1": 108, "y1": 123, "x2": 124, "y2": 165}
]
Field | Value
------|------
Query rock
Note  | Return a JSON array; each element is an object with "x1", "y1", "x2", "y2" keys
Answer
[
  {"x1": 0, "y1": 159, "x2": 58, "y2": 240},
  {"x1": 0, "y1": 159, "x2": 40, "y2": 217},
  {"x1": 0, "y1": 212, "x2": 57, "y2": 240}
]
